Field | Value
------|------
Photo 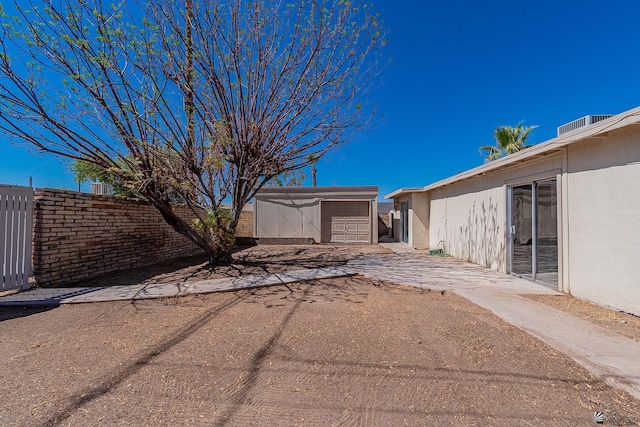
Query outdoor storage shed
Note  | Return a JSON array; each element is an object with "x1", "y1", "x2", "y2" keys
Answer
[{"x1": 254, "y1": 186, "x2": 378, "y2": 244}]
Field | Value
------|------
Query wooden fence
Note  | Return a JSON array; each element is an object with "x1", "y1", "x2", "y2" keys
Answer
[{"x1": 1, "y1": 184, "x2": 33, "y2": 292}]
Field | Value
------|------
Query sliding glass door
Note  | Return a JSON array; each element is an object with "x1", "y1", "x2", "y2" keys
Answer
[
  {"x1": 400, "y1": 201, "x2": 409, "y2": 243},
  {"x1": 509, "y1": 180, "x2": 558, "y2": 287},
  {"x1": 535, "y1": 180, "x2": 558, "y2": 286},
  {"x1": 511, "y1": 185, "x2": 533, "y2": 279}
]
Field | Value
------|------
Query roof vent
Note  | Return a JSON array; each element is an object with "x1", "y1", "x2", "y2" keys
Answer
[
  {"x1": 557, "y1": 115, "x2": 613, "y2": 136},
  {"x1": 90, "y1": 182, "x2": 114, "y2": 195}
]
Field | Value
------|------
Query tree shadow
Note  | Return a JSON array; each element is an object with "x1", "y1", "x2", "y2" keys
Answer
[
  {"x1": 52, "y1": 245, "x2": 376, "y2": 288},
  {"x1": 41, "y1": 292, "x2": 248, "y2": 426},
  {"x1": 209, "y1": 276, "x2": 372, "y2": 426},
  {"x1": 240, "y1": 276, "x2": 372, "y2": 308},
  {"x1": 448, "y1": 196, "x2": 505, "y2": 271},
  {"x1": 0, "y1": 305, "x2": 57, "y2": 322},
  {"x1": 212, "y1": 288, "x2": 306, "y2": 426}
]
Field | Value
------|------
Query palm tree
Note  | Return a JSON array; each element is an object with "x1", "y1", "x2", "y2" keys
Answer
[{"x1": 480, "y1": 122, "x2": 538, "y2": 161}]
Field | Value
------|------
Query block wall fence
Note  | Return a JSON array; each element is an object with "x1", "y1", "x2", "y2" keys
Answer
[{"x1": 32, "y1": 189, "x2": 253, "y2": 287}]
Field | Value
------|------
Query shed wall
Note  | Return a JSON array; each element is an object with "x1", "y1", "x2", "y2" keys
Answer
[
  {"x1": 254, "y1": 188, "x2": 378, "y2": 244},
  {"x1": 254, "y1": 197, "x2": 320, "y2": 241}
]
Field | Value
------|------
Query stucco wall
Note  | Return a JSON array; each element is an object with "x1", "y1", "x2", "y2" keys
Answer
[
  {"x1": 393, "y1": 124, "x2": 640, "y2": 315},
  {"x1": 428, "y1": 155, "x2": 563, "y2": 272},
  {"x1": 434, "y1": 177, "x2": 507, "y2": 270},
  {"x1": 429, "y1": 187, "x2": 447, "y2": 250},
  {"x1": 566, "y1": 129, "x2": 640, "y2": 315},
  {"x1": 389, "y1": 194, "x2": 429, "y2": 247},
  {"x1": 410, "y1": 193, "x2": 430, "y2": 249}
]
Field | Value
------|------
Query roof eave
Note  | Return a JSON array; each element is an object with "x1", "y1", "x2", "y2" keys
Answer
[
  {"x1": 407, "y1": 106, "x2": 640, "y2": 194},
  {"x1": 385, "y1": 187, "x2": 424, "y2": 199}
]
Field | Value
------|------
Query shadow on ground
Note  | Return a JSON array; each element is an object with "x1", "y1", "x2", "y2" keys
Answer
[
  {"x1": 0, "y1": 305, "x2": 57, "y2": 322},
  {"x1": 52, "y1": 244, "x2": 391, "y2": 288},
  {"x1": 3, "y1": 276, "x2": 639, "y2": 426}
]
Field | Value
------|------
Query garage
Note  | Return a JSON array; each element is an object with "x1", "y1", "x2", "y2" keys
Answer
[
  {"x1": 321, "y1": 201, "x2": 370, "y2": 243},
  {"x1": 254, "y1": 186, "x2": 378, "y2": 244}
]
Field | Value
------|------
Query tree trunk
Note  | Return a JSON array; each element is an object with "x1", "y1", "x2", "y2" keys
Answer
[
  {"x1": 205, "y1": 235, "x2": 234, "y2": 265},
  {"x1": 155, "y1": 0, "x2": 236, "y2": 266},
  {"x1": 144, "y1": 194, "x2": 236, "y2": 266}
]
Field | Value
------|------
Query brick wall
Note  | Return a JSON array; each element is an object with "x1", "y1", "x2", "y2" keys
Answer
[
  {"x1": 235, "y1": 207, "x2": 253, "y2": 239},
  {"x1": 32, "y1": 189, "x2": 253, "y2": 287}
]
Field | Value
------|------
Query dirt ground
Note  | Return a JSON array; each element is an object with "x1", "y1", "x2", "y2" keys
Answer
[
  {"x1": 1, "y1": 275, "x2": 640, "y2": 426},
  {"x1": 525, "y1": 294, "x2": 640, "y2": 344}
]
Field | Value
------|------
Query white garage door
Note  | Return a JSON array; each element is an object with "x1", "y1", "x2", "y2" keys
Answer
[{"x1": 321, "y1": 201, "x2": 370, "y2": 243}]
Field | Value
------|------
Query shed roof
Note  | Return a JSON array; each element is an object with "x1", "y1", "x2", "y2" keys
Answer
[
  {"x1": 257, "y1": 185, "x2": 378, "y2": 199},
  {"x1": 386, "y1": 105, "x2": 640, "y2": 199}
]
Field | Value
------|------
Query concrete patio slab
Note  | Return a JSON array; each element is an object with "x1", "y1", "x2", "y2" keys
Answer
[
  {"x1": 348, "y1": 253, "x2": 561, "y2": 295},
  {"x1": 0, "y1": 266, "x2": 355, "y2": 306}
]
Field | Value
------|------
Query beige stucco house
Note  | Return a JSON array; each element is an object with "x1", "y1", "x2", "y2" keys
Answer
[
  {"x1": 387, "y1": 106, "x2": 640, "y2": 316},
  {"x1": 254, "y1": 186, "x2": 378, "y2": 244}
]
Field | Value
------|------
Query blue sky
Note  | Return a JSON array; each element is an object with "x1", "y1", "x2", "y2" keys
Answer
[{"x1": 2, "y1": 0, "x2": 640, "y2": 199}]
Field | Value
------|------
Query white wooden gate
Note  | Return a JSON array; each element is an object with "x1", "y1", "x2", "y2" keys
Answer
[{"x1": 1, "y1": 184, "x2": 33, "y2": 292}]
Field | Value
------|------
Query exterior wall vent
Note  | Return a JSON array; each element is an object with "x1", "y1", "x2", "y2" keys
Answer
[
  {"x1": 557, "y1": 115, "x2": 613, "y2": 136},
  {"x1": 90, "y1": 182, "x2": 114, "y2": 195}
]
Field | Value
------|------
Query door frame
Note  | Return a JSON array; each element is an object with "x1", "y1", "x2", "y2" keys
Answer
[
  {"x1": 506, "y1": 170, "x2": 562, "y2": 289},
  {"x1": 400, "y1": 201, "x2": 409, "y2": 244}
]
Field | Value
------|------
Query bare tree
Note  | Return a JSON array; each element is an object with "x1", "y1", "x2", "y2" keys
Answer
[{"x1": 0, "y1": 0, "x2": 385, "y2": 263}]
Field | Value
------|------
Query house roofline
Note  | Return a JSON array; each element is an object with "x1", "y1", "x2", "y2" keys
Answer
[
  {"x1": 386, "y1": 105, "x2": 640, "y2": 198},
  {"x1": 384, "y1": 187, "x2": 424, "y2": 199}
]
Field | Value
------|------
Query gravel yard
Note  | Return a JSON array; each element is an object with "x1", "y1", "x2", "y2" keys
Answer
[{"x1": 2, "y1": 274, "x2": 640, "y2": 426}]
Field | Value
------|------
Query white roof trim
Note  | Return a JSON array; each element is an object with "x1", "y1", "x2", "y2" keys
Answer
[
  {"x1": 386, "y1": 106, "x2": 640, "y2": 199},
  {"x1": 385, "y1": 187, "x2": 423, "y2": 199}
]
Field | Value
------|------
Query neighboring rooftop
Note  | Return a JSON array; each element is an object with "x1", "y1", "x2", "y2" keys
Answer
[{"x1": 377, "y1": 202, "x2": 393, "y2": 214}]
